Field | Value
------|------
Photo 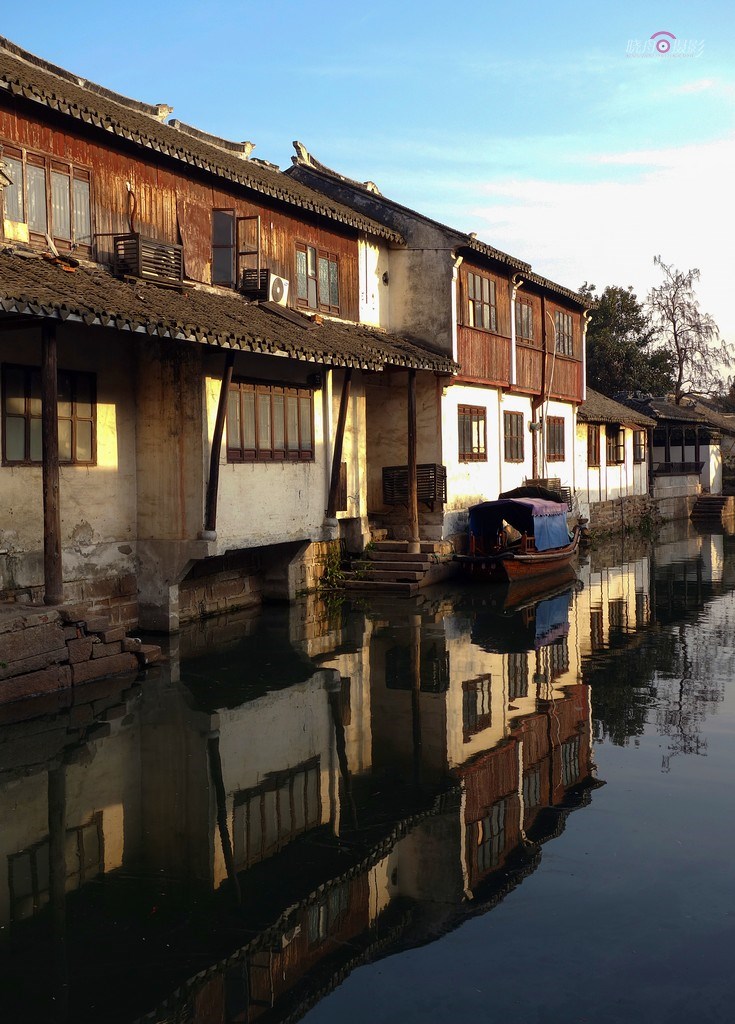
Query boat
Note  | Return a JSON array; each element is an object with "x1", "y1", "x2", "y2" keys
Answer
[{"x1": 454, "y1": 490, "x2": 581, "y2": 583}]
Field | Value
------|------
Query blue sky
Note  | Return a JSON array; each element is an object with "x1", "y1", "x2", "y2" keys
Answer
[{"x1": 3, "y1": 1, "x2": 733, "y2": 344}]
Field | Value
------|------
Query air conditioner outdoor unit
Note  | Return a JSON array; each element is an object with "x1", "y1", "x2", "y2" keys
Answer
[{"x1": 268, "y1": 273, "x2": 289, "y2": 306}]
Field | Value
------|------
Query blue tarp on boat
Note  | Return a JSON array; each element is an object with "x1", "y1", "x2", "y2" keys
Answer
[{"x1": 468, "y1": 497, "x2": 570, "y2": 552}]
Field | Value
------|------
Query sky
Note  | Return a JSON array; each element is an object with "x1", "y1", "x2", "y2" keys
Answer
[{"x1": 3, "y1": 0, "x2": 734, "y2": 349}]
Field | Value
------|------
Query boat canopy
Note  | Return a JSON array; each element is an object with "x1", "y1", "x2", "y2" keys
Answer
[{"x1": 468, "y1": 497, "x2": 570, "y2": 552}]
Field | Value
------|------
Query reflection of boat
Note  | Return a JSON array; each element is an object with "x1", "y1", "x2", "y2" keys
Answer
[
  {"x1": 471, "y1": 583, "x2": 576, "y2": 654},
  {"x1": 455, "y1": 493, "x2": 581, "y2": 582}
]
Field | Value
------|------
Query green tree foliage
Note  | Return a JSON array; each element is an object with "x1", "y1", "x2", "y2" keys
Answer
[
  {"x1": 580, "y1": 282, "x2": 674, "y2": 396},
  {"x1": 647, "y1": 256, "x2": 728, "y2": 404}
]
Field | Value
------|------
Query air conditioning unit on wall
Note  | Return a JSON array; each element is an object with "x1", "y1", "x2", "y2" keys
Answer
[
  {"x1": 268, "y1": 273, "x2": 289, "y2": 306},
  {"x1": 240, "y1": 268, "x2": 289, "y2": 305}
]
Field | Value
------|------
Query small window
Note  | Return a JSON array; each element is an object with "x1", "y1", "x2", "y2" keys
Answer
[
  {"x1": 2, "y1": 364, "x2": 96, "y2": 466},
  {"x1": 546, "y1": 415, "x2": 565, "y2": 461},
  {"x1": 295, "y1": 242, "x2": 339, "y2": 313},
  {"x1": 633, "y1": 429, "x2": 647, "y2": 464},
  {"x1": 462, "y1": 675, "x2": 492, "y2": 739},
  {"x1": 587, "y1": 424, "x2": 600, "y2": 467},
  {"x1": 503, "y1": 410, "x2": 524, "y2": 462},
  {"x1": 458, "y1": 405, "x2": 487, "y2": 462},
  {"x1": 467, "y1": 271, "x2": 497, "y2": 332},
  {"x1": 212, "y1": 209, "x2": 236, "y2": 287},
  {"x1": 606, "y1": 425, "x2": 625, "y2": 465},
  {"x1": 227, "y1": 380, "x2": 314, "y2": 462},
  {"x1": 515, "y1": 298, "x2": 533, "y2": 341},
  {"x1": 554, "y1": 311, "x2": 574, "y2": 356}
]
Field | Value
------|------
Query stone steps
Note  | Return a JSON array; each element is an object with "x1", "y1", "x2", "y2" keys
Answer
[
  {"x1": 342, "y1": 538, "x2": 454, "y2": 594},
  {"x1": 691, "y1": 495, "x2": 734, "y2": 522}
]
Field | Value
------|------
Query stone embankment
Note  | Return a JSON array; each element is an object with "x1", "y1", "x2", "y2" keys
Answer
[{"x1": 0, "y1": 603, "x2": 161, "y2": 707}]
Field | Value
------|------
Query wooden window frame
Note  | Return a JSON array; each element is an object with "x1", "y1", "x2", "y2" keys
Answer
[
  {"x1": 458, "y1": 404, "x2": 487, "y2": 462},
  {"x1": 587, "y1": 424, "x2": 601, "y2": 467},
  {"x1": 546, "y1": 415, "x2": 565, "y2": 462},
  {"x1": 503, "y1": 410, "x2": 524, "y2": 462},
  {"x1": 226, "y1": 379, "x2": 315, "y2": 463},
  {"x1": 295, "y1": 241, "x2": 340, "y2": 314},
  {"x1": 2, "y1": 363, "x2": 96, "y2": 467},
  {"x1": 232, "y1": 757, "x2": 321, "y2": 870},
  {"x1": 1, "y1": 141, "x2": 93, "y2": 253},
  {"x1": 211, "y1": 208, "x2": 237, "y2": 287},
  {"x1": 515, "y1": 298, "x2": 534, "y2": 341},
  {"x1": 467, "y1": 271, "x2": 497, "y2": 332},
  {"x1": 554, "y1": 311, "x2": 574, "y2": 356},
  {"x1": 633, "y1": 429, "x2": 647, "y2": 464},
  {"x1": 606, "y1": 424, "x2": 625, "y2": 465},
  {"x1": 462, "y1": 674, "x2": 492, "y2": 740}
]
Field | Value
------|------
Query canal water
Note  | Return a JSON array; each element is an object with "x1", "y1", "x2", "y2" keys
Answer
[{"x1": 1, "y1": 524, "x2": 735, "y2": 1023}]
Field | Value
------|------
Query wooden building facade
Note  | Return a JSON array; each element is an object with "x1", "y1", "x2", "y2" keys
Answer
[{"x1": 0, "y1": 38, "x2": 454, "y2": 630}]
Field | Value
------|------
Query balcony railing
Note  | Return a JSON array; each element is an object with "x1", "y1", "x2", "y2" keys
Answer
[
  {"x1": 113, "y1": 233, "x2": 184, "y2": 287},
  {"x1": 382, "y1": 463, "x2": 447, "y2": 510}
]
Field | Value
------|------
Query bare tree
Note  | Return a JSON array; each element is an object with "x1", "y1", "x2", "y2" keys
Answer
[{"x1": 647, "y1": 256, "x2": 728, "y2": 404}]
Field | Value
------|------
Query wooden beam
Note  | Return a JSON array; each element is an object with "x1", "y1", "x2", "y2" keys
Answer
[
  {"x1": 327, "y1": 368, "x2": 352, "y2": 518},
  {"x1": 41, "y1": 321, "x2": 63, "y2": 605},
  {"x1": 407, "y1": 369, "x2": 420, "y2": 554},
  {"x1": 204, "y1": 350, "x2": 236, "y2": 533}
]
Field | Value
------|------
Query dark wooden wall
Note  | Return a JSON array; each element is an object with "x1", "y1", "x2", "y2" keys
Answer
[{"x1": 0, "y1": 106, "x2": 360, "y2": 320}]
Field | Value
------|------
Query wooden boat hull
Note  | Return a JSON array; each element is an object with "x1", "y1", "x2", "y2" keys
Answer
[{"x1": 455, "y1": 526, "x2": 581, "y2": 583}]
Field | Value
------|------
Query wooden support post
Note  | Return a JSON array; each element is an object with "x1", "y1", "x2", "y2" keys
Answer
[
  {"x1": 48, "y1": 764, "x2": 68, "y2": 1018},
  {"x1": 327, "y1": 368, "x2": 352, "y2": 518},
  {"x1": 207, "y1": 733, "x2": 242, "y2": 906},
  {"x1": 204, "y1": 350, "x2": 236, "y2": 533},
  {"x1": 407, "y1": 369, "x2": 420, "y2": 555},
  {"x1": 41, "y1": 322, "x2": 63, "y2": 605},
  {"x1": 410, "y1": 614, "x2": 422, "y2": 787}
]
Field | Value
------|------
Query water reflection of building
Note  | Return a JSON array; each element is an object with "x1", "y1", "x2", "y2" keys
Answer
[{"x1": 0, "y1": 587, "x2": 598, "y2": 1024}]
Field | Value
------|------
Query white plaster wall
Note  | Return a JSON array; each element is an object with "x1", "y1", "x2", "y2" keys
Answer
[
  {"x1": 538, "y1": 399, "x2": 576, "y2": 488},
  {"x1": 0, "y1": 326, "x2": 137, "y2": 587},
  {"x1": 0, "y1": 722, "x2": 142, "y2": 926},
  {"x1": 498, "y1": 393, "x2": 535, "y2": 495},
  {"x1": 204, "y1": 360, "x2": 328, "y2": 550},
  {"x1": 215, "y1": 670, "x2": 340, "y2": 887},
  {"x1": 442, "y1": 383, "x2": 500, "y2": 513},
  {"x1": 358, "y1": 236, "x2": 391, "y2": 329},
  {"x1": 365, "y1": 372, "x2": 442, "y2": 512}
]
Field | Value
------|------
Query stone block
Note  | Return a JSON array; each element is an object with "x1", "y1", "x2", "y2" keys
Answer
[
  {"x1": 103, "y1": 703, "x2": 127, "y2": 721},
  {"x1": 67, "y1": 637, "x2": 95, "y2": 664},
  {"x1": 92, "y1": 641, "x2": 122, "y2": 659},
  {"x1": 68, "y1": 704, "x2": 94, "y2": 728},
  {"x1": 85, "y1": 616, "x2": 111, "y2": 633},
  {"x1": 85, "y1": 722, "x2": 112, "y2": 742},
  {"x1": 70, "y1": 652, "x2": 139, "y2": 685},
  {"x1": 0, "y1": 664, "x2": 72, "y2": 705},
  {"x1": 58, "y1": 604, "x2": 88, "y2": 624},
  {"x1": 100, "y1": 626, "x2": 126, "y2": 644},
  {"x1": 122, "y1": 637, "x2": 142, "y2": 652},
  {"x1": 135, "y1": 644, "x2": 162, "y2": 666},
  {"x1": 63, "y1": 625, "x2": 81, "y2": 641},
  {"x1": 0, "y1": 621, "x2": 67, "y2": 667},
  {"x1": 0, "y1": 647, "x2": 69, "y2": 680}
]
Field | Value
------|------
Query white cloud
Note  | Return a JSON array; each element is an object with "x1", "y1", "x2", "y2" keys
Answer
[{"x1": 465, "y1": 137, "x2": 735, "y2": 344}]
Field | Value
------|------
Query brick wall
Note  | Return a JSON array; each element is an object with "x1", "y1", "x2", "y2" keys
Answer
[
  {"x1": 179, "y1": 549, "x2": 262, "y2": 624},
  {"x1": 588, "y1": 494, "x2": 662, "y2": 537},
  {"x1": 0, "y1": 605, "x2": 158, "y2": 707},
  {"x1": 0, "y1": 573, "x2": 139, "y2": 630}
]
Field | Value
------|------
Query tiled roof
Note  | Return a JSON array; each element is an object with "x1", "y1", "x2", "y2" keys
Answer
[
  {"x1": 0, "y1": 39, "x2": 403, "y2": 245},
  {"x1": 618, "y1": 395, "x2": 707, "y2": 424},
  {"x1": 287, "y1": 149, "x2": 530, "y2": 272},
  {"x1": 578, "y1": 389, "x2": 655, "y2": 427},
  {"x1": 0, "y1": 250, "x2": 457, "y2": 373}
]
